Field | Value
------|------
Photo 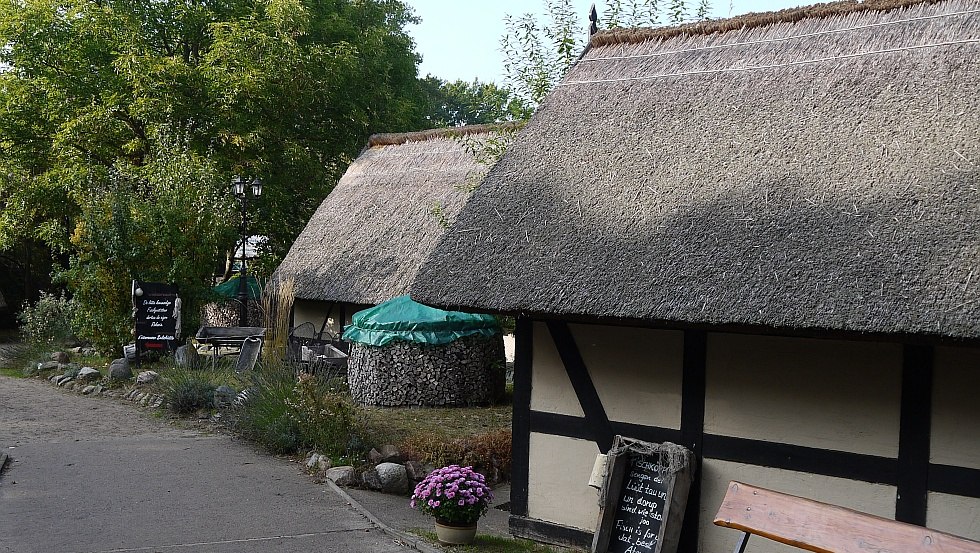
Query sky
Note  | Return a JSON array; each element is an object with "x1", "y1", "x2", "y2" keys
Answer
[{"x1": 404, "y1": 0, "x2": 808, "y2": 84}]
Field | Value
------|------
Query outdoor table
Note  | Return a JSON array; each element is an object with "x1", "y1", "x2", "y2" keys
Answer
[{"x1": 195, "y1": 326, "x2": 266, "y2": 368}]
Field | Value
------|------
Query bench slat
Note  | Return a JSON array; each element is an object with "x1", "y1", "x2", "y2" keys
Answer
[{"x1": 713, "y1": 481, "x2": 980, "y2": 553}]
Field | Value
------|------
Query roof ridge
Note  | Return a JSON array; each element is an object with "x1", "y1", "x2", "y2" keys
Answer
[
  {"x1": 589, "y1": 0, "x2": 945, "y2": 47},
  {"x1": 367, "y1": 122, "x2": 523, "y2": 148}
]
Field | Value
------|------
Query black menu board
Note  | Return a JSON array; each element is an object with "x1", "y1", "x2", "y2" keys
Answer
[
  {"x1": 133, "y1": 280, "x2": 179, "y2": 356},
  {"x1": 607, "y1": 455, "x2": 670, "y2": 552},
  {"x1": 593, "y1": 438, "x2": 695, "y2": 553}
]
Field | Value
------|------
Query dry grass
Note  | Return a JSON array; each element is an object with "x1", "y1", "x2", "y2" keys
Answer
[
  {"x1": 358, "y1": 404, "x2": 513, "y2": 479},
  {"x1": 590, "y1": 0, "x2": 943, "y2": 46},
  {"x1": 261, "y1": 276, "x2": 294, "y2": 360},
  {"x1": 367, "y1": 122, "x2": 523, "y2": 148},
  {"x1": 359, "y1": 404, "x2": 511, "y2": 445}
]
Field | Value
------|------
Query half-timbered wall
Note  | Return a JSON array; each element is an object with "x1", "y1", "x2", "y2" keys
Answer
[{"x1": 510, "y1": 319, "x2": 980, "y2": 550}]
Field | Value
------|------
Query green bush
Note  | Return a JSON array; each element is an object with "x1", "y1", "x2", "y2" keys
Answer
[
  {"x1": 232, "y1": 362, "x2": 359, "y2": 456},
  {"x1": 18, "y1": 292, "x2": 76, "y2": 346},
  {"x1": 164, "y1": 368, "x2": 218, "y2": 415}
]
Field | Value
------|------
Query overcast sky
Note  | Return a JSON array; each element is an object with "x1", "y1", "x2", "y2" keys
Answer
[{"x1": 404, "y1": 0, "x2": 808, "y2": 84}]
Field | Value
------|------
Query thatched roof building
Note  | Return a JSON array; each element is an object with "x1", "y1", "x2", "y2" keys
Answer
[
  {"x1": 276, "y1": 124, "x2": 515, "y2": 307},
  {"x1": 412, "y1": 0, "x2": 980, "y2": 341},
  {"x1": 411, "y1": 2, "x2": 980, "y2": 549}
]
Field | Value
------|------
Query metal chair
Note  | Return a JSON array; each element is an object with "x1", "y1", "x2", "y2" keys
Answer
[{"x1": 235, "y1": 336, "x2": 263, "y2": 373}]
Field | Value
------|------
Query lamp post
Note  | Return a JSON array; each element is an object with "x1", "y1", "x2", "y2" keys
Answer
[{"x1": 232, "y1": 175, "x2": 262, "y2": 327}]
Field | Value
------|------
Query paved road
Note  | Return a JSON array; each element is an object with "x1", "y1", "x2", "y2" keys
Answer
[{"x1": 0, "y1": 376, "x2": 415, "y2": 553}]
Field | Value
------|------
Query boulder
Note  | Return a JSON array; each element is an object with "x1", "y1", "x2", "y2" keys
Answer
[
  {"x1": 361, "y1": 468, "x2": 382, "y2": 490},
  {"x1": 37, "y1": 361, "x2": 60, "y2": 372},
  {"x1": 375, "y1": 462, "x2": 410, "y2": 494},
  {"x1": 50, "y1": 351, "x2": 69, "y2": 364},
  {"x1": 136, "y1": 371, "x2": 159, "y2": 385},
  {"x1": 325, "y1": 466, "x2": 359, "y2": 487},
  {"x1": 368, "y1": 448, "x2": 383, "y2": 465},
  {"x1": 108, "y1": 358, "x2": 132, "y2": 381},
  {"x1": 77, "y1": 367, "x2": 101, "y2": 382},
  {"x1": 213, "y1": 385, "x2": 236, "y2": 408},
  {"x1": 81, "y1": 385, "x2": 96, "y2": 395},
  {"x1": 174, "y1": 344, "x2": 200, "y2": 369},
  {"x1": 378, "y1": 444, "x2": 403, "y2": 463},
  {"x1": 305, "y1": 453, "x2": 333, "y2": 473},
  {"x1": 404, "y1": 460, "x2": 426, "y2": 481}
]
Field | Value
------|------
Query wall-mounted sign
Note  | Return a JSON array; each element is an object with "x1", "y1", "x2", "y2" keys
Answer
[
  {"x1": 133, "y1": 280, "x2": 180, "y2": 357},
  {"x1": 593, "y1": 437, "x2": 695, "y2": 553}
]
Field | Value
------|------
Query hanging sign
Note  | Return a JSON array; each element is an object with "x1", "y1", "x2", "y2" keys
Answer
[{"x1": 133, "y1": 280, "x2": 181, "y2": 357}]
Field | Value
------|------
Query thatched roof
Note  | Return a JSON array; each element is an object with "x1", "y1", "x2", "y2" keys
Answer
[
  {"x1": 276, "y1": 124, "x2": 513, "y2": 304},
  {"x1": 412, "y1": 0, "x2": 980, "y2": 340}
]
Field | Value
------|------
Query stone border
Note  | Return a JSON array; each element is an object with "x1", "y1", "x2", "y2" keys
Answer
[
  {"x1": 44, "y1": 372, "x2": 166, "y2": 408},
  {"x1": 323, "y1": 478, "x2": 443, "y2": 553}
]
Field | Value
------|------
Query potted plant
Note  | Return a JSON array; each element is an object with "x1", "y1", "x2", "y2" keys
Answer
[{"x1": 410, "y1": 464, "x2": 493, "y2": 545}]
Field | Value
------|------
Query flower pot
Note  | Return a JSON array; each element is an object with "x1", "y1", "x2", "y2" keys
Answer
[{"x1": 434, "y1": 520, "x2": 478, "y2": 545}]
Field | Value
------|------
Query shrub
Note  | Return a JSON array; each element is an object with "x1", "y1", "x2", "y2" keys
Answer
[
  {"x1": 400, "y1": 429, "x2": 512, "y2": 483},
  {"x1": 232, "y1": 362, "x2": 359, "y2": 456},
  {"x1": 164, "y1": 368, "x2": 218, "y2": 415},
  {"x1": 18, "y1": 292, "x2": 76, "y2": 346}
]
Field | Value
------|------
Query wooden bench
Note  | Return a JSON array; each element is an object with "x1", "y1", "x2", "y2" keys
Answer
[{"x1": 714, "y1": 481, "x2": 980, "y2": 553}]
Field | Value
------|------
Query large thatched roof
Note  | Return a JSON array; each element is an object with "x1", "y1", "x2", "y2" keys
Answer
[
  {"x1": 276, "y1": 124, "x2": 515, "y2": 304},
  {"x1": 412, "y1": 0, "x2": 980, "y2": 339}
]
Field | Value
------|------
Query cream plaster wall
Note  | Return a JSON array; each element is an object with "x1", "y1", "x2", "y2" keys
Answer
[
  {"x1": 704, "y1": 334, "x2": 903, "y2": 457},
  {"x1": 931, "y1": 346, "x2": 980, "y2": 469},
  {"x1": 527, "y1": 432, "x2": 601, "y2": 531},
  {"x1": 570, "y1": 324, "x2": 683, "y2": 429},
  {"x1": 926, "y1": 492, "x2": 980, "y2": 541},
  {"x1": 699, "y1": 458, "x2": 897, "y2": 553},
  {"x1": 292, "y1": 299, "x2": 366, "y2": 334},
  {"x1": 530, "y1": 322, "x2": 585, "y2": 416}
]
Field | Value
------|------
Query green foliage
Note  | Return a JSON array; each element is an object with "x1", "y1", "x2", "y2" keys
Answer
[
  {"x1": 163, "y1": 367, "x2": 219, "y2": 415},
  {"x1": 430, "y1": 201, "x2": 450, "y2": 229},
  {"x1": 418, "y1": 77, "x2": 531, "y2": 127},
  {"x1": 17, "y1": 292, "x2": 76, "y2": 346},
  {"x1": 501, "y1": 0, "x2": 713, "y2": 111},
  {"x1": 452, "y1": 126, "x2": 522, "y2": 193},
  {"x1": 603, "y1": 0, "x2": 710, "y2": 27},
  {"x1": 0, "y1": 0, "x2": 426, "y2": 352},
  {"x1": 233, "y1": 363, "x2": 358, "y2": 456}
]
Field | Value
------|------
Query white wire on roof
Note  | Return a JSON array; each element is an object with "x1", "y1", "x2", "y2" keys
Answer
[{"x1": 560, "y1": 38, "x2": 980, "y2": 85}]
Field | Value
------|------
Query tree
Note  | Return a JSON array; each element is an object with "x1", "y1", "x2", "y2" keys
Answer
[
  {"x1": 0, "y1": 0, "x2": 425, "y2": 352},
  {"x1": 417, "y1": 76, "x2": 531, "y2": 127},
  {"x1": 500, "y1": 0, "x2": 712, "y2": 111}
]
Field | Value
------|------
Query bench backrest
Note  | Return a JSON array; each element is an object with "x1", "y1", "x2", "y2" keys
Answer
[{"x1": 713, "y1": 481, "x2": 980, "y2": 553}]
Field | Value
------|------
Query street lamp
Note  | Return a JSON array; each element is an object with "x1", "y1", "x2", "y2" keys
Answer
[{"x1": 232, "y1": 175, "x2": 262, "y2": 327}]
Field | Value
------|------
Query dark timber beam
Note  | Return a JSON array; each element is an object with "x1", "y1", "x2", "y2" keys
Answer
[
  {"x1": 896, "y1": 344, "x2": 933, "y2": 525},
  {"x1": 510, "y1": 317, "x2": 533, "y2": 518},
  {"x1": 680, "y1": 330, "x2": 707, "y2": 553},
  {"x1": 546, "y1": 320, "x2": 614, "y2": 452}
]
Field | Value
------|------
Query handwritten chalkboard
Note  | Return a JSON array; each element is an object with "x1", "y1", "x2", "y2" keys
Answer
[
  {"x1": 593, "y1": 437, "x2": 695, "y2": 553},
  {"x1": 607, "y1": 455, "x2": 670, "y2": 552},
  {"x1": 133, "y1": 280, "x2": 180, "y2": 357}
]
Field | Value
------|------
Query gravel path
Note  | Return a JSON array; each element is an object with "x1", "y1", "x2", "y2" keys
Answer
[
  {"x1": 0, "y1": 362, "x2": 416, "y2": 553},
  {"x1": 0, "y1": 375, "x2": 197, "y2": 445}
]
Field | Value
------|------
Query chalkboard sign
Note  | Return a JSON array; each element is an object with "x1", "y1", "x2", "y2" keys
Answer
[
  {"x1": 133, "y1": 280, "x2": 180, "y2": 357},
  {"x1": 593, "y1": 437, "x2": 695, "y2": 553}
]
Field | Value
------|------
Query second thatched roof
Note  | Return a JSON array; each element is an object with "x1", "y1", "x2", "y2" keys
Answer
[
  {"x1": 412, "y1": 0, "x2": 980, "y2": 340},
  {"x1": 275, "y1": 124, "x2": 515, "y2": 305}
]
